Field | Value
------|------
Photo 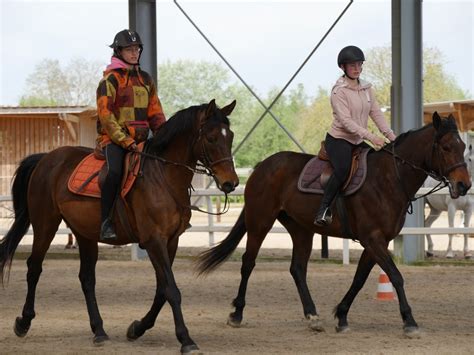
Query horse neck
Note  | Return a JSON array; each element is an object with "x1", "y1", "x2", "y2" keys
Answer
[
  {"x1": 385, "y1": 127, "x2": 434, "y2": 198},
  {"x1": 147, "y1": 128, "x2": 199, "y2": 187}
]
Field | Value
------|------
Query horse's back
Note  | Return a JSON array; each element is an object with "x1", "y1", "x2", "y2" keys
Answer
[{"x1": 29, "y1": 146, "x2": 93, "y2": 193}]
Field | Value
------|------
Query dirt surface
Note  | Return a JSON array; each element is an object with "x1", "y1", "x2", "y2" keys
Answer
[{"x1": 1, "y1": 246, "x2": 473, "y2": 354}]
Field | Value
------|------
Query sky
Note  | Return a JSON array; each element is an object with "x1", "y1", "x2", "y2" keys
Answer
[{"x1": 0, "y1": 0, "x2": 473, "y2": 106}]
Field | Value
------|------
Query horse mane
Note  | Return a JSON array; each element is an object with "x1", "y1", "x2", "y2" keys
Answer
[
  {"x1": 146, "y1": 103, "x2": 231, "y2": 155},
  {"x1": 385, "y1": 117, "x2": 458, "y2": 149}
]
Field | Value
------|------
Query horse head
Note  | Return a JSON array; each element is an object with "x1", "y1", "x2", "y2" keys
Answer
[
  {"x1": 431, "y1": 111, "x2": 471, "y2": 198},
  {"x1": 194, "y1": 99, "x2": 239, "y2": 193}
]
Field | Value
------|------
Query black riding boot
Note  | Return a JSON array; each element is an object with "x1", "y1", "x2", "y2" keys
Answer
[
  {"x1": 314, "y1": 175, "x2": 341, "y2": 226},
  {"x1": 100, "y1": 179, "x2": 119, "y2": 241}
]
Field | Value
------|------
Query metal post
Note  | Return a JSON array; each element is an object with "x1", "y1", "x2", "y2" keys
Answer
[
  {"x1": 129, "y1": 0, "x2": 157, "y2": 261},
  {"x1": 129, "y1": 0, "x2": 157, "y2": 83},
  {"x1": 391, "y1": 0, "x2": 424, "y2": 263}
]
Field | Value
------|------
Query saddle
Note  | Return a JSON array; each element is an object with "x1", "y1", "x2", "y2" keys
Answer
[
  {"x1": 297, "y1": 141, "x2": 370, "y2": 195},
  {"x1": 67, "y1": 142, "x2": 145, "y2": 198}
]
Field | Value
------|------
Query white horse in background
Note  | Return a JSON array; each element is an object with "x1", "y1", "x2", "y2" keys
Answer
[{"x1": 424, "y1": 146, "x2": 473, "y2": 259}]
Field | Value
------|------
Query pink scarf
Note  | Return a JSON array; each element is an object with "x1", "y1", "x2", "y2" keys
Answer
[{"x1": 106, "y1": 56, "x2": 130, "y2": 71}]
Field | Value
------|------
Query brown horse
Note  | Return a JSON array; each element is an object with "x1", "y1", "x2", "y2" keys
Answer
[
  {"x1": 0, "y1": 99, "x2": 239, "y2": 353},
  {"x1": 197, "y1": 112, "x2": 470, "y2": 337}
]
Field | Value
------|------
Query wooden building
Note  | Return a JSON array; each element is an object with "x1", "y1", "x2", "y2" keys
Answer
[
  {"x1": 423, "y1": 99, "x2": 474, "y2": 131},
  {"x1": 0, "y1": 106, "x2": 97, "y2": 196}
]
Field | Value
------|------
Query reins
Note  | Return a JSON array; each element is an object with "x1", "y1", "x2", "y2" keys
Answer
[
  {"x1": 381, "y1": 129, "x2": 466, "y2": 213},
  {"x1": 132, "y1": 137, "x2": 233, "y2": 216}
]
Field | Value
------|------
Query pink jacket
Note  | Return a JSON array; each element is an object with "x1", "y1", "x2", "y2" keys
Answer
[{"x1": 329, "y1": 76, "x2": 393, "y2": 145}]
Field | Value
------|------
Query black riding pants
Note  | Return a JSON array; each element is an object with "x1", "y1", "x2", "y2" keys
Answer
[
  {"x1": 325, "y1": 133, "x2": 369, "y2": 182},
  {"x1": 101, "y1": 143, "x2": 127, "y2": 221}
]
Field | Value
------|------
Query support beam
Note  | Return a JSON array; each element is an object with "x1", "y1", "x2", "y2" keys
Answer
[
  {"x1": 129, "y1": 0, "x2": 157, "y2": 83},
  {"x1": 391, "y1": 0, "x2": 424, "y2": 263}
]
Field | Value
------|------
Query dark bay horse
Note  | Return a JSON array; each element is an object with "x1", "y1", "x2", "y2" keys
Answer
[
  {"x1": 0, "y1": 99, "x2": 239, "y2": 353},
  {"x1": 197, "y1": 112, "x2": 470, "y2": 337}
]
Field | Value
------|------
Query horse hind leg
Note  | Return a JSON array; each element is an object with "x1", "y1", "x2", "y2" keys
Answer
[
  {"x1": 278, "y1": 213, "x2": 323, "y2": 331},
  {"x1": 14, "y1": 214, "x2": 62, "y2": 338},
  {"x1": 75, "y1": 235, "x2": 109, "y2": 345}
]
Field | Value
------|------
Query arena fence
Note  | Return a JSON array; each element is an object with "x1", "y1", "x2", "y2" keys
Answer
[{"x1": 1, "y1": 187, "x2": 474, "y2": 264}]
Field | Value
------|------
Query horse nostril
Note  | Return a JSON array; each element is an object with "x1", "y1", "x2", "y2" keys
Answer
[
  {"x1": 222, "y1": 182, "x2": 235, "y2": 193},
  {"x1": 457, "y1": 181, "x2": 468, "y2": 196}
]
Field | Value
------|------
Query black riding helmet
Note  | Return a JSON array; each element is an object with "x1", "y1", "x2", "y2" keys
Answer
[
  {"x1": 337, "y1": 45, "x2": 365, "y2": 67},
  {"x1": 109, "y1": 29, "x2": 143, "y2": 65}
]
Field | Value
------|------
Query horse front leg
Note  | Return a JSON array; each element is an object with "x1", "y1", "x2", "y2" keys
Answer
[
  {"x1": 334, "y1": 248, "x2": 375, "y2": 333},
  {"x1": 446, "y1": 204, "x2": 457, "y2": 258},
  {"x1": 367, "y1": 242, "x2": 420, "y2": 338},
  {"x1": 76, "y1": 236, "x2": 109, "y2": 344},
  {"x1": 127, "y1": 238, "x2": 179, "y2": 340},
  {"x1": 463, "y1": 205, "x2": 472, "y2": 259},
  {"x1": 145, "y1": 237, "x2": 198, "y2": 354}
]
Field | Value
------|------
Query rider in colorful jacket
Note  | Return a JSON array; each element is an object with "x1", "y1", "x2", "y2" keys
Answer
[
  {"x1": 314, "y1": 45, "x2": 397, "y2": 226},
  {"x1": 96, "y1": 29, "x2": 166, "y2": 241}
]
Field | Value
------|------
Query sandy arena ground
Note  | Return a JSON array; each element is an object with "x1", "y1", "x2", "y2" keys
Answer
[{"x1": 1, "y1": 249, "x2": 473, "y2": 355}]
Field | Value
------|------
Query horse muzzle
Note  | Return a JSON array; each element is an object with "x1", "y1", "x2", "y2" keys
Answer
[{"x1": 450, "y1": 180, "x2": 471, "y2": 198}]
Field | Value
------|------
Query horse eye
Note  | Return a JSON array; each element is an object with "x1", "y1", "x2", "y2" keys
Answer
[{"x1": 206, "y1": 135, "x2": 217, "y2": 144}]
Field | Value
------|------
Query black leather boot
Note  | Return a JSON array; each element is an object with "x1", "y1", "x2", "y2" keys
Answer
[
  {"x1": 100, "y1": 218, "x2": 117, "y2": 241},
  {"x1": 314, "y1": 175, "x2": 341, "y2": 226}
]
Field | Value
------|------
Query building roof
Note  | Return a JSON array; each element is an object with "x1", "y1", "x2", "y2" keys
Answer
[{"x1": 0, "y1": 105, "x2": 95, "y2": 115}]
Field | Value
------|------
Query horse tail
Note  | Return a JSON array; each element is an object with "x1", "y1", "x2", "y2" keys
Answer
[
  {"x1": 0, "y1": 153, "x2": 45, "y2": 285},
  {"x1": 196, "y1": 206, "x2": 247, "y2": 275}
]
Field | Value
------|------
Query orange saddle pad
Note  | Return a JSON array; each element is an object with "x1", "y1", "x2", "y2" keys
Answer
[{"x1": 68, "y1": 147, "x2": 143, "y2": 198}]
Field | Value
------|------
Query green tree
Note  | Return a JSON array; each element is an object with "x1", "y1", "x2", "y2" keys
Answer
[{"x1": 20, "y1": 58, "x2": 103, "y2": 106}]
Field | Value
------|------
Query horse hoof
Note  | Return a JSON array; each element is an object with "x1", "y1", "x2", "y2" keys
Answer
[
  {"x1": 14, "y1": 317, "x2": 29, "y2": 337},
  {"x1": 335, "y1": 325, "x2": 350, "y2": 333},
  {"x1": 306, "y1": 315, "x2": 325, "y2": 332},
  {"x1": 426, "y1": 251, "x2": 434, "y2": 258},
  {"x1": 127, "y1": 320, "x2": 144, "y2": 341},
  {"x1": 227, "y1": 316, "x2": 242, "y2": 328},
  {"x1": 181, "y1": 344, "x2": 200, "y2": 354},
  {"x1": 403, "y1": 326, "x2": 421, "y2": 339},
  {"x1": 93, "y1": 334, "x2": 109, "y2": 345},
  {"x1": 464, "y1": 253, "x2": 472, "y2": 259}
]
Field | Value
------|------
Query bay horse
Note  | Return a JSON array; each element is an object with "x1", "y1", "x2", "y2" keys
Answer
[
  {"x1": 0, "y1": 99, "x2": 239, "y2": 353},
  {"x1": 197, "y1": 112, "x2": 470, "y2": 338}
]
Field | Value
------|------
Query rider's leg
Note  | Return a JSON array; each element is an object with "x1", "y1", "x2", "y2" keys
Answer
[
  {"x1": 314, "y1": 134, "x2": 352, "y2": 226},
  {"x1": 100, "y1": 143, "x2": 126, "y2": 241}
]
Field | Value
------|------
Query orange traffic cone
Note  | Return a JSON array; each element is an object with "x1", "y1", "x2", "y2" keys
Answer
[{"x1": 376, "y1": 269, "x2": 395, "y2": 301}]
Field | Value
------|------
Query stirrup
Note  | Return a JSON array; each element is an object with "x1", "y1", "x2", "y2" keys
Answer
[
  {"x1": 100, "y1": 219, "x2": 117, "y2": 241},
  {"x1": 314, "y1": 208, "x2": 332, "y2": 226}
]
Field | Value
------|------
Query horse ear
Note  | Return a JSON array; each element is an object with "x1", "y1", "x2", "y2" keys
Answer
[
  {"x1": 447, "y1": 113, "x2": 456, "y2": 123},
  {"x1": 432, "y1": 111, "x2": 441, "y2": 130},
  {"x1": 205, "y1": 99, "x2": 217, "y2": 118},
  {"x1": 220, "y1": 100, "x2": 237, "y2": 117}
]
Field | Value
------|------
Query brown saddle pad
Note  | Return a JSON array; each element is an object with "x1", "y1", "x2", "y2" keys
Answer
[
  {"x1": 297, "y1": 148, "x2": 370, "y2": 195},
  {"x1": 67, "y1": 143, "x2": 144, "y2": 198}
]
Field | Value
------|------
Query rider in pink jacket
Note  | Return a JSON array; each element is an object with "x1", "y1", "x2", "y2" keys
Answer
[{"x1": 314, "y1": 46, "x2": 397, "y2": 226}]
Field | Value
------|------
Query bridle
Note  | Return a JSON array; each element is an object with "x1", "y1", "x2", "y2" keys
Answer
[
  {"x1": 382, "y1": 128, "x2": 467, "y2": 213},
  {"x1": 134, "y1": 115, "x2": 234, "y2": 215}
]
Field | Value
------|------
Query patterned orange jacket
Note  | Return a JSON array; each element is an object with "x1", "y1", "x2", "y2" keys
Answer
[{"x1": 96, "y1": 67, "x2": 166, "y2": 149}]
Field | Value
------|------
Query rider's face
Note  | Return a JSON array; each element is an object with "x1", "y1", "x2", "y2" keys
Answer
[
  {"x1": 342, "y1": 61, "x2": 363, "y2": 79},
  {"x1": 120, "y1": 45, "x2": 141, "y2": 65}
]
